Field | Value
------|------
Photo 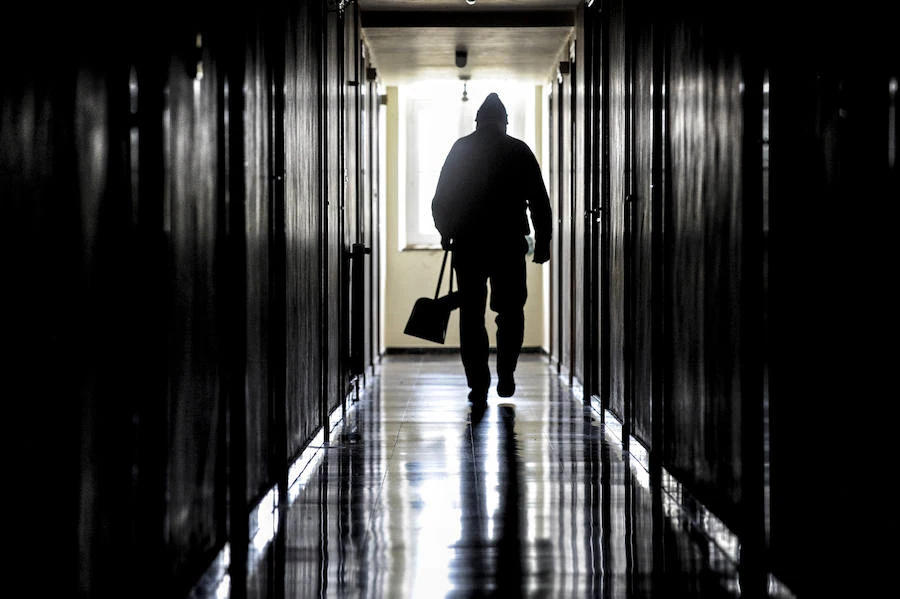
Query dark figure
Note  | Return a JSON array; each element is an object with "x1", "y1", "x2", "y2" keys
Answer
[{"x1": 432, "y1": 93, "x2": 552, "y2": 406}]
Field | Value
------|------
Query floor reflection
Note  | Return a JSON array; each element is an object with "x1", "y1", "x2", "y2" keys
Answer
[
  {"x1": 226, "y1": 354, "x2": 784, "y2": 599},
  {"x1": 449, "y1": 402, "x2": 526, "y2": 598}
]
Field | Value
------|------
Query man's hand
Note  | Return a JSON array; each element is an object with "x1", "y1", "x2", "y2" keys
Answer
[{"x1": 532, "y1": 243, "x2": 550, "y2": 264}]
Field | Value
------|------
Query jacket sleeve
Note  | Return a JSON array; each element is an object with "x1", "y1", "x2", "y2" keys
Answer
[
  {"x1": 524, "y1": 149, "x2": 552, "y2": 251},
  {"x1": 431, "y1": 142, "x2": 463, "y2": 243}
]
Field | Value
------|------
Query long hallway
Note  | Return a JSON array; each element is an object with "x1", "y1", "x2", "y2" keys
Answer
[
  {"x1": 197, "y1": 354, "x2": 792, "y2": 599},
  {"x1": 4, "y1": 2, "x2": 896, "y2": 597}
]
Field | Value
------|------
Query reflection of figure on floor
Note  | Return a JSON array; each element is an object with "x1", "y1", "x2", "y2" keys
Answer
[
  {"x1": 432, "y1": 93, "x2": 552, "y2": 407},
  {"x1": 455, "y1": 408, "x2": 491, "y2": 593},
  {"x1": 454, "y1": 405, "x2": 525, "y2": 597},
  {"x1": 494, "y1": 404, "x2": 524, "y2": 597}
]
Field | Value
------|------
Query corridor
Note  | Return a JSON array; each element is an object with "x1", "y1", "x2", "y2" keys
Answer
[
  {"x1": 4, "y1": 1, "x2": 895, "y2": 597},
  {"x1": 194, "y1": 354, "x2": 793, "y2": 599}
]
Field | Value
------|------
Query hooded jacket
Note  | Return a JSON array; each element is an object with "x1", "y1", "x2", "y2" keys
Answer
[{"x1": 431, "y1": 95, "x2": 552, "y2": 256}]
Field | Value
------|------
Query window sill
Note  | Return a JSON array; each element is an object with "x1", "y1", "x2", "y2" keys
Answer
[{"x1": 402, "y1": 243, "x2": 443, "y2": 251}]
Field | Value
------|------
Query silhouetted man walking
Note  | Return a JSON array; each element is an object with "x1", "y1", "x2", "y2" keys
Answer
[{"x1": 432, "y1": 93, "x2": 552, "y2": 406}]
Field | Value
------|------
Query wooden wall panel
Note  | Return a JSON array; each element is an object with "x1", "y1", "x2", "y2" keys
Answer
[
  {"x1": 284, "y1": 0, "x2": 325, "y2": 454},
  {"x1": 664, "y1": 15, "x2": 745, "y2": 526},
  {"x1": 161, "y1": 19, "x2": 226, "y2": 583},
  {"x1": 607, "y1": 0, "x2": 627, "y2": 422},
  {"x1": 630, "y1": 3, "x2": 656, "y2": 448},
  {"x1": 366, "y1": 72, "x2": 381, "y2": 370},
  {"x1": 239, "y1": 7, "x2": 274, "y2": 510},
  {"x1": 325, "y1": 7, "x2": 346, "y2": 413},
  {"x1": 573, "y1": 29, "x2": 586, "y2": 387},
  {"x1": 764, "y1": 6, "x2": 898, "y2": 594},
  {"x1": 2, "y1": 11, "x2": 138, "y2": 594},
  {"x1": 549, "y1": 88, "x2": 561, "y2": 367},
  {"x1": 345, "y1": 4, "x2": 361, "y2": 251},
  {"x1": 577, "y1": 2, "x2": 603, "y2": 401},
  {"x1": 1, "y1": 0, "x2": 382, "y2": 595},
  {"x1": 560, "y1": 61, "x2": 574, "y2": 378},
  {"x1": 361, "y1": 55, "x2": 379, "y2": 374}
]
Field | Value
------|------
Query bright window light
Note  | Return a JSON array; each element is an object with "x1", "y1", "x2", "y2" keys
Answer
[{"x1": 399, "y1": 80, "x2": 537, "y2": 249}]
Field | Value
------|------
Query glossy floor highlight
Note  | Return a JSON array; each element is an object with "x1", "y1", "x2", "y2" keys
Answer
[{"x1": 212, "y1": 353, "x2": 789, "y2": 599}]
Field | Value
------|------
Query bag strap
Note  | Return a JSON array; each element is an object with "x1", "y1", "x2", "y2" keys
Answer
[
  {"x1": 449, "y1": 253, "x2": 455, "y2": 294},
  {"x1": 434, "y1": 249, "x2": 453, "y2": 299}
]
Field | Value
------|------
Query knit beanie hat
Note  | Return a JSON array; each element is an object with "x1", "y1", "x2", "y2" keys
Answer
[{"x1": 475, "y1": 92, "x2": 508, "y2": 124}]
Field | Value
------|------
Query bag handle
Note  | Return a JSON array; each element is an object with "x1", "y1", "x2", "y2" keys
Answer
[{"x1": 434, "y1": 250, "x2": 455, "y2": 299}]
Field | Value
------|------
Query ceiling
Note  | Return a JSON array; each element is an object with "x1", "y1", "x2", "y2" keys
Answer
[{"x1": 358, "y1": 0, "x2": 581, "y2": 86}]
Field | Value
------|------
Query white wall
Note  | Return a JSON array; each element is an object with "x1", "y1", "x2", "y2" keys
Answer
[{"x1": 382, "y1": 85, "x2": 550, "y2": 351}]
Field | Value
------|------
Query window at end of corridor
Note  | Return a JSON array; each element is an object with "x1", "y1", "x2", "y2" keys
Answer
[{"x1": 398, "y1": 80, "x2": 537, "y2": 251}]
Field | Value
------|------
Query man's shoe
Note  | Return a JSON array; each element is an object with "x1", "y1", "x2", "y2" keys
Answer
[
  {"x1": 469, "y1": 397, "x2": 487, "y2": 422},
  {"x1": 497, "y1": 374, "x2": 515, "y2": 398},
  {"x1": 468, "y1": 388, "x2": 488, "y2": 405}
]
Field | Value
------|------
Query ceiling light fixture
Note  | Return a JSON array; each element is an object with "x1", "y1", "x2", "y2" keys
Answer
[
  {"x1": 459, "y1": 75, "x2": 470, "y2": 102},
  {"x1": 466, "y1": 0, "x2": 476, "y2": 5}
]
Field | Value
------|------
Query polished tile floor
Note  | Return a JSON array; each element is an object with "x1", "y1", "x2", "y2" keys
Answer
[{"x1": 219, "y1": 353, "x2": 792, "y2": 599}]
